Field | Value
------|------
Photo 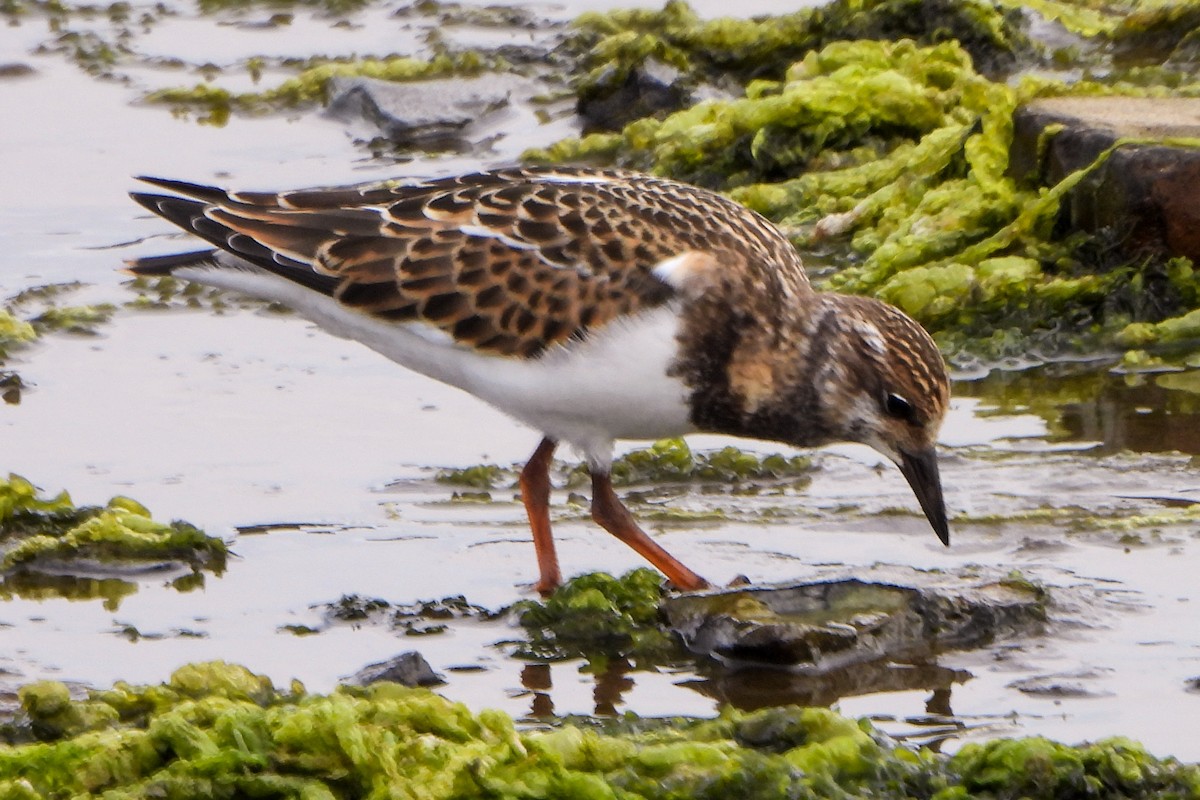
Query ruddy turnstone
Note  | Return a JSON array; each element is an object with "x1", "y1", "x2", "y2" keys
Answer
[{"x1": 128, "y1": 166, "x2": 950, "y2": 594}]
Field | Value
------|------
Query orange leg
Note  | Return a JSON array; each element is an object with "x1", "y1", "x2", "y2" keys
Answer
[
  {"x1": 519, "y1": 437, "x2": 561, "y2": 595},
  {"x1": 590, "y1": 470, "x2": 710, "y2": 592}
]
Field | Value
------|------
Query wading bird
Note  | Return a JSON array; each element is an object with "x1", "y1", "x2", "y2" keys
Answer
[{"x1": 129, "y1": 166, "x2": 950, "y2": 594}]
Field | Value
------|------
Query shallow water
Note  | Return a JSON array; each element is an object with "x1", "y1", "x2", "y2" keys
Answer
[{"x1": 3, "y1": 0, "x2": 1200, "y2": 763}]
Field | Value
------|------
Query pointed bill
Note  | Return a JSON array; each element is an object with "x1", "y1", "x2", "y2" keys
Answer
[{"x1": 898, "y1": 447, "x2": 949, "y2": 546}]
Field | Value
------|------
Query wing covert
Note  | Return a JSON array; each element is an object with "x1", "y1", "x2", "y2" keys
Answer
[{"x1": 135, "y1": 167, "x2": 803, "y2": 358}]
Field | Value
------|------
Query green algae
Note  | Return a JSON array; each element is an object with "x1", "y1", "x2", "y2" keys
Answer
[
  {"x1": 1, "y1": 660, "x2": 1197, "y2": 799},
  {"x1": 950, "y1": 735, "x2": 1200, "y2": 799},
  {"x1": 570, "y1": 439, "x2": 813, "y2": 489},
  {"x1": 434, "y1": 440, "x2": 810, "y2": 501},
  {"x1": 0, "y1": 311, "x2": 36, "y2": 360},
  {"x1": 0, "y1": 285, "x2": 123, "y2": 395},
  {"x1": 194, "y1": 0, "x2": 370, "y2": 16},
  {"x1": 148, "y1": 52, "x2": 495, "y2": 120},
  {"x1": 0, "y1": 474, "x2": 227, "y2": 581},
  {"x1": 435, "y1": 463, "x2": 512, "y2": 490},
  {"x1": 29, "y1": 304, "x2": 115, "y2": 336},
  {"x1": 537, "y1": 38, "x2": 1011, "y2": 187},
  {"x1": 957, "y1": 497, "x2": 1200, "y2": 536},
  {"x1": 513, "y1": 569, "x2": 685, "y2": 665},
  {"x1": 124, "y1": 275, "x2": 251, "y2": 313},
  {"x1": 531, "y1": 23, "x2": 1200, "y2": 361},
  {"x1": 566, "y1": 0, "x2": 1028, "y2": 117}
]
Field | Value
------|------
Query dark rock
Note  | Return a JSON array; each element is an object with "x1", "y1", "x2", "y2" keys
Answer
[
  {"x1": 324, "y1": 74, "x2": 529, "y2": 149},
  {"x1": 1010, "y1": 97, "x2": 1200, "y2": 262},
  {"x1": 1186, "y1": 675, "x2": 1200, "y2": 694},
  {"x1": 0, "y1": 63, "x2": 36, "y2": 79},
  {"x1": 577, "y1": 58, "x2": 691, "y2": 133},
  {"x1": 661, "y1": 574, "x2": 1046, "y2": 673},
  {"x1": 346, "y1": 651, "x2": 444, "y2": 687}
]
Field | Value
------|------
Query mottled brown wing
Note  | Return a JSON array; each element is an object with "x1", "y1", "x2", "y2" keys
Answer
[{"x1": 136, "y1": 167, "x2": 804, "y2": 358}]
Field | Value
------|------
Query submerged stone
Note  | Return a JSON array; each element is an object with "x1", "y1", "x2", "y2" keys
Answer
[
  {"x1": 662, "y1": 573, "x2": 1046, "y2": 672},
  {"x1": 324, "y1": 73, "x2": 531, "y2": 149},
  {"x1": 0, "y1": 475, "x2": 226, "y2": 600}
]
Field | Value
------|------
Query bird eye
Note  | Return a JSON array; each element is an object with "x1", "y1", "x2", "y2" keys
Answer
[{"x1": 884, "y1": 392, "x2": 915, "y2": 421}]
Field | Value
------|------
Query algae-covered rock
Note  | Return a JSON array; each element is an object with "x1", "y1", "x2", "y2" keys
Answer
[
  {"x1": 309, "y1": 593, "x2": 496, "y2": 636},
  {"x1": 513, "y1": 569, "x2": 684, "y2": 665},
  {"x1": 0, "y1": 475, "x2": 227, "y2": 599},
  {"x1": 2, "y1": 661, "x2": 1198, "y2": 799}
]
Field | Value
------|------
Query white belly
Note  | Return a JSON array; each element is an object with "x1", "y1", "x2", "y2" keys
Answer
[
  {"x1": 175, "y1": 262, "x2": 694, "y2": 467},
  {"x1": 462, "y1": 305, "x2": 695, "y2": 457}
]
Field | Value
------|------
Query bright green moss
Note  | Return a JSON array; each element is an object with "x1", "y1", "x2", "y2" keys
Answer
[
  {"x1": 513, "y1": 569, "x2": 682, "y2": 664},
  {"x1": 993, "y1": 0, "x2": 1123, "y2": 38},
  {"x1": 3, "y1": 662, "x2": 1196, "y2": 799},
  {"x1": 950, "y1": 735, "x2": 1200, "y2": 798},
  {"x1": 0, "y1": 475, "x2": 73, "y2": 524},
  {"x1": 541, "y1": 39, "x2": 1003, "y2": 188}
]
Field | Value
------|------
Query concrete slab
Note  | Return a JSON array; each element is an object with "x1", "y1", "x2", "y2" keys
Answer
[{"x1": 1010, "y1": 96, "x2": 1200, "y2": 262}]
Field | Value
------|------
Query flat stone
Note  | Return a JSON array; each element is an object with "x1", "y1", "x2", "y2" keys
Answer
[
  {"x1": 324, "y1": 74, "x2": 529, "y2": 149},
  {"x1": 1008, "y1": 668, "x2": 1115, "y2": 699},
  {"x1": 661, "y1": 573, "x2": 1046, "y2": 674},
  {"x1": 1010, "y1": 96, "x2": 1200, "y2": 261}
]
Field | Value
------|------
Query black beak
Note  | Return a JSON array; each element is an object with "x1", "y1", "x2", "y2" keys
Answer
[{"x1": 898, "y1": 447, "x2": 949, "y2": 546}]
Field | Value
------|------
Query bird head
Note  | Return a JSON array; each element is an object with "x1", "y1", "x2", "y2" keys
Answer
[{"x1": 805, "y1": 294, "x2": 951, "y2": 545}]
